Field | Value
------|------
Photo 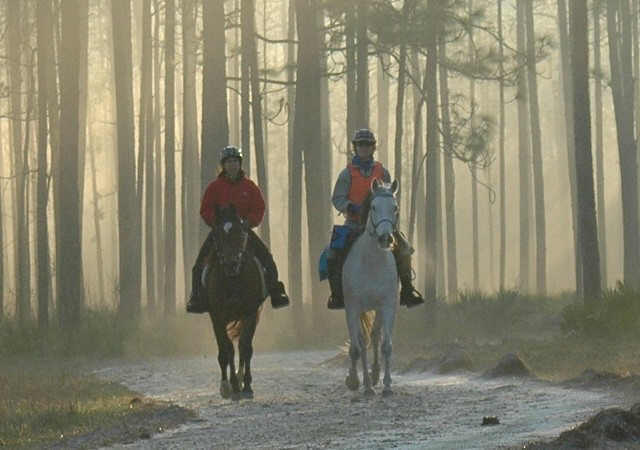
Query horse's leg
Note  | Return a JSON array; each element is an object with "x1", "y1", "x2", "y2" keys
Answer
[
  {"x1": 212, "y1": 320, "x2": 233, "y2": 399},
  {"x1": 370, "y1": 313, "x2": 382, "y2": 387},
  {"x1": 227, "y1": 336, "x2": 240, "y2": 394},
  {"x1": 381, "y1": 305, "x2": 396, "y2": 396},
  {"x1": 345, "y1": 308, "x2": 361, "y2": 391},
  {"x1": 360, "y1": 325, "x2": 374, "y2": 396},
  {"x1": 238, "y1": 314, "x2": 257, "y2": 398}
]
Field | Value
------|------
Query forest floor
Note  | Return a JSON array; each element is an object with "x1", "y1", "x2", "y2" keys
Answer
[
  {"x1": 5, "y1": 337, "x2": 639, "y2": 449},
  {"x1": 5, "y1": 295, "x2": 640, "y2": 448}
]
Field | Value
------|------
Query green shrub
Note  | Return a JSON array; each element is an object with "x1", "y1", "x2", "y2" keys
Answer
[{"x1": 560, "y1": 282, "x2": 640, "y2": 339}]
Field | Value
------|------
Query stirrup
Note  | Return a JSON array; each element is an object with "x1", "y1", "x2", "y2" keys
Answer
[
  {"x1": 400, "y1": 287, "x2": 425, "y2": 308},
  {"x1": 269, "y1": 282, "x2": 290, "y2": 309}
]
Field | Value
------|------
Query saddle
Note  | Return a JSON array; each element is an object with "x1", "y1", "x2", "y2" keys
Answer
[
  {"x1": 319, "y1": 225, "x2": 362, "y2": 281},
  {"x1": 202, "y1": 255, "x2": 268, "y2": 300}
]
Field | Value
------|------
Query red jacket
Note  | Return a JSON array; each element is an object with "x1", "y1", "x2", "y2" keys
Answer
[{"x1": 200, "y1": 171, "x2": 265, "y2": 228}]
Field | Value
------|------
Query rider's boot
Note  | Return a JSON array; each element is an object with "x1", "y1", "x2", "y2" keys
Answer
[
  {"x1": 393, "y1": 232, "x2": 425, "y2": 308},
  {"x1": 269, "y1": 281, "x2": 290, "y2": 309},
  {"x1": 186, "y1": 233, "x2": 214, "y2": 314},
  {"x1": 186, "y1": 262, "x2": 208, "y2": 313},
  {"x1": 327, "y1": 251, "x2": 345, "y2": 310}
]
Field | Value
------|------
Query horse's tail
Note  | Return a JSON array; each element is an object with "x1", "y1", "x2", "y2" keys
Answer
[
  {"x1": 360, "y1": 311, "x2": 376, "y2": 348},
  {"x1": 226, "y1": 320, "x2": 243, "y2": 341},
  {"x1": 225, "y1": 305, "x2": 263, "y2": 341}
]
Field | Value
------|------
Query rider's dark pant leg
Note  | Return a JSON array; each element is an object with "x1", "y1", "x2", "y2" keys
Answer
[
  {"x1": 392, "y1": 231, "x2": 414, "y2": 281},
  {"x1": 193, "y1": 231, "x2": 216, "y2": 293},
  {"x1": 392, "y1": 231, "x2": 425, "y2": 307},
  {"x1": 248, "y1": 229, "x2": 278, "y2": 290}
]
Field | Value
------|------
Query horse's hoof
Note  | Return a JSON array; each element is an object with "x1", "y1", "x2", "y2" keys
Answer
[
  {"x1": 241, "y1": 388, "x2": 254, "y2": 399},
  {"x1": 370, "y1": 369, "x2": 380, "y2": 387},
  {"x1": 231, "y1": 392, "x2": 242, "y2": 402},
  {"x1": 382, "y1": 388, "x2": 393, "y2": 397},
  {"x1": 345, "y1": 375, "x2": 359, "y2": 391},
  {"x1": 220, "y1": 381, "x2": 232, "y2": 399},
  {"x1": 364, "y1": 387, "x2": 375, "y2": 397}
]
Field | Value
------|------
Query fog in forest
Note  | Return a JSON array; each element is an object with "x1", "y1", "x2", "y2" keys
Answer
[{"x1": 0, "y1": 0, "x2": 634, "y2": 348}]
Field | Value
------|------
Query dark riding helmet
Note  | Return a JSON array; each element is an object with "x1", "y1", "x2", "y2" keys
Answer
[
  {"x1": 352, "y1": 128, "x2": 377, "y2": 145},
  {"x1": 219, "y1": 145, "x2": 243, "y2": 164}
]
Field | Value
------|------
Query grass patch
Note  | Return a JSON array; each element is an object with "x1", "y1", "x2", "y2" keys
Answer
[
  {"x1": 0, "y1": 361, "x2": 150, "y2": 448},
  {"x1": 393, "y1": 288, "x2": 640, "y2": 381}
]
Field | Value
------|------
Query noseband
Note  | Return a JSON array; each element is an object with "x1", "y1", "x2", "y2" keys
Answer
[
  {"x1": 216, "y1": 221, "x2": 249, "y2": 276},
  {"x1": 367, "y1": 191, "x2": 398, "y2": 237}
]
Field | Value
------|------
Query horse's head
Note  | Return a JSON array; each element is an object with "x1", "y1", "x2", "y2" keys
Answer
[
  {"x1": 368, "y1": 179, "x2": 399, "y2": 250},
  {"x1": 213, "y1": 205, "x2": 249, "y2": 277}
]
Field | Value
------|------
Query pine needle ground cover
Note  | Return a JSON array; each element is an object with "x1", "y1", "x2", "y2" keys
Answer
[{"x1": 0, "y1": 360, "x2": 193, "y2": 448}]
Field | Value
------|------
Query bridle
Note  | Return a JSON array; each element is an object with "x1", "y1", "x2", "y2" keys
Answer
[
  {"x1": 366, "y1": 191, "x2": 398, "y2": 238},
  {"x1": 215, "y1": 218, "x2": 249, "y2": 276}
]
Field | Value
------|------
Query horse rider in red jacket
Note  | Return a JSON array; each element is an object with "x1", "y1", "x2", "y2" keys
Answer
[
  {"x1": 327, "y1": 128, "x2": 425, "y2": 310},
  {"x1": 186, "y1": 145, "x2": 290, "y2": 313}
]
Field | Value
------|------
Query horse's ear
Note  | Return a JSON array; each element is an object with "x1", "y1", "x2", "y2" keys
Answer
[
  {"x1": 229, "y1": 203, "x2": 236, "y2": 215},
  {"x1": 371, "y1": 178, "x2": 381, "y2": 193},
  {"x1": 391, "y1": 179, "x2": 399, "y2": 195},
  {"x1": 214, "y1": 205, "x2": 221, "y2": 221}
]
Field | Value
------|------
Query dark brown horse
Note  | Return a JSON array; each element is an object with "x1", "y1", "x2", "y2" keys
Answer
[{"x1": 204, "y1": 205, "x2": 266, "y2": 399}]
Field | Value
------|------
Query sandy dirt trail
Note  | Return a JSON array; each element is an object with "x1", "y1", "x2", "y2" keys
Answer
[{"x1": 94, "y1": 350, "x2": 631, "y2": 449}]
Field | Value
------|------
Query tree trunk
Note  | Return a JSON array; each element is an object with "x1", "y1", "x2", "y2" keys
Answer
[
  {"x1": 78, "y1": 1, "x2": 89, "y2": 240},
  {"x1": 245, "y1": 0, "x2": 270, "y2": 245},
  {"x1": 294, "y1": 0, "x2": 327, "y2": 331},
  {"x1": 286, "y1": 0, "x2": 304, "y2": 336},
  {"x1": 241, "y1": 0, "x2": 252, "y2": 177},
  {"x1": 112, "y1": 0, "x2": 141, "y2": 321},
  {"x1": 58, "y1": 0, "x2": 83, "y2": 331},
  {"x1": 558, "y1": 0, "x2": 581, "y2": 294},
  {"x1": 408, "y1": 51, "x2": 423, "y2": 244},
  {"x1": 355, "y1": 0, "x2": 369, "y2": 128},
  {"x1": 319, "y1": 9, "x2": 333, "y2": 212},
  {"x1": 87, "y1": 120, "x2": 106, "y2": 306},
  {"x1": 607, "y1": 0, "x2": 640, "y2": 289},
  {"x1": 345, "y1": 5, "x2": 356, "y2": 156},
  {"x1": 153, "y1": 0, "x2": 164, "y2": 307},
  {"x1": 524, "y1": 0, "x2": 547, "y2": 295},
  {"x1": 182, "y1": 0, "x2": 199, "y2": 301},
  {"x1": 140, "y1": 0, "x2": 155, "y2": 310},
  {"x1": 376, "y1": 52, "x2": 390, "y2": 167},
  {"x1": 393, "y1": 1, "x2": 413, "y2": 208},
  {"x1": 201, "y1": 0, "x2": 230, "y2": 232},
  {"x1": 593, "y1": 0, "x2": 607, "y2": 288},
  {"x1": 571, "y1": 0, "x2": 601, "y2": 301},
  {"x1": 439, "y1": 37, "x2": 458, "y2": 301},
  {"x1": 164, "y1": 0, "x2": 176, "y2": 315},
  {"x1": 498, "y1": 0, "x2": 506, "y2": 292},
  {"x1": 0, "y1": 120, "x2": 3, "y2": 317},
  {"x1": 424, "y1": 0, "x2": 439, "y2": 302},
  {"x1": 37, "y1": 0, "x2": 53, "y2": 331},
  {"x1": 469, "y1": 0, "x2": 479, "y2": 292},
  {"x1": 230, "y1": 0, "x2": 241, "y2": 147},
  {"x1": 516, "y1": 0, "x2": 531, "y2": 293},
  {"x1": 8, "y1": 0, "x2": 30, "y2": 323}
]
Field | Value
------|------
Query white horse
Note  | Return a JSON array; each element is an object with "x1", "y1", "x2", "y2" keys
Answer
[{"x1": 343, "y1": 179, "x2": 399, "y2": 397}]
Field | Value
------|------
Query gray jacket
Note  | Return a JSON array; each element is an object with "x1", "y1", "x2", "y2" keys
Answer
[{"x1": 331, "y1": 162, "x2": 391, "y2": 221}]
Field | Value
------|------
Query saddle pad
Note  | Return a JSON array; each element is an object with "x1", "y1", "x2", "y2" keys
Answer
[
  {"x1": 318, "y1": 246, "x2": 329, "y2": 281},
  {"x1": 330, "y1": 225, "x2": 351, "y2": 250},
  {"x1": 201, "y1": 259, "x2": 268, "y2": 300}
]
